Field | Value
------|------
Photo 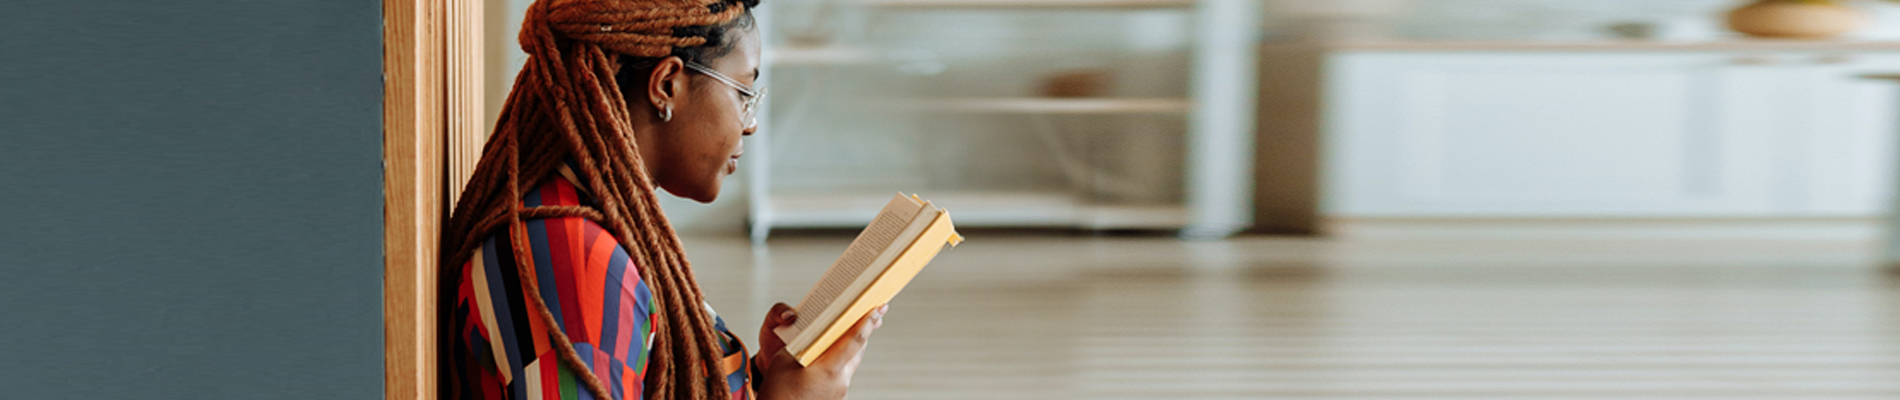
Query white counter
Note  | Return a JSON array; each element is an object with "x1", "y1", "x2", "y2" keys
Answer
[
  {"x1": 1254, "y1": 43, "x2": 1900, "y2": 233},
  {"x1": 1263, "y1": 39, "x2": 1900, "y2": 52}
]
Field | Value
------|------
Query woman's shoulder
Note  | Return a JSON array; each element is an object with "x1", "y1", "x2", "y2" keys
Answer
[
  {"x1": 459, "y1": 172, "x2": 656, "y2": 323},
  {"x1": 460, "y1": 163, "x2": 658, "y2": 347},
  {"x1": 453, "y1": 181, "x2": 660, "y2": 398},
  {"x1": 522, "y1": 163, "x2": 599, "y2": 210}
]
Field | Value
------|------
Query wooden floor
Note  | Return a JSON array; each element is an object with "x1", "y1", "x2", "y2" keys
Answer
[{"x1": 682, "y1": 233, "x2": 1900, "y2": 399}]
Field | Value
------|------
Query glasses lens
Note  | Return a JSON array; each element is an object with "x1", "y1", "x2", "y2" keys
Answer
[
  {"x1": 743, "y1": 87, "x2": 764, "y2": 128},
  {"x1": 688, "y1": 62, "x2": 762, "y2": 128}
]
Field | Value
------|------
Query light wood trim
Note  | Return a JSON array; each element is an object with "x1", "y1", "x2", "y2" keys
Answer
[
  {"x1": 387, "y1": 0, "x2": 487, "y2": 397},
  {"x1": 384, "y1": 1, "x2": 444, "y2": 400},
  {"x1": 448, "y1": 0, "x2": 486, "y2": 202},
  {"x1": 386, "y1": 0, "x2": 502, "y2": 395}
]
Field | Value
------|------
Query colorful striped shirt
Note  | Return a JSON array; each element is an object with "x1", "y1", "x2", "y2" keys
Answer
[{"x1": 446, "y1": 165, "x2": 753, "y2": 400}]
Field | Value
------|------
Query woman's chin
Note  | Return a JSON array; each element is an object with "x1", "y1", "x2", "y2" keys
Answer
[
  {"x1": 689, "y1": 188, "x2": 719, "y2": 204},
  {"x1": 659, "y1": 177, "x2": 723, "y2": 204}
]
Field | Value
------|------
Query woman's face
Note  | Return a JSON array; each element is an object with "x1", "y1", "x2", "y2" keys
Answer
[{"x1": 640, "y1": 27, "x2": 761, "y2": 203}]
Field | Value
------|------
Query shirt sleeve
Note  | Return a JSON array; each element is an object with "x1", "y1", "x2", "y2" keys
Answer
[{"x1": 446, "y1": 214, "x2": 656, "y2": 400}]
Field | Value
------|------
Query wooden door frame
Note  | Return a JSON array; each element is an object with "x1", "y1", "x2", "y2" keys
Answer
[{"x1": 386, "y1": 0, "x2": 485, "y2": 398}]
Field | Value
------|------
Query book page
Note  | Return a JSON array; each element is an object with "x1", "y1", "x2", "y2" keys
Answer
[
  {"x1": 790, "y1": 202, "x2": 940, "y2": 348},
  {"x1": 789, "y1": 209, "x2": 959, "y2": 366},
  {"x1": 789, "y1": 194, "x2": 921, "y2": 333}
]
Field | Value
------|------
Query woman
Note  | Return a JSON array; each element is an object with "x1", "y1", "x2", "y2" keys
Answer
[{"x1": 439, "y1": 0, "x2": 884, "y2": 399}]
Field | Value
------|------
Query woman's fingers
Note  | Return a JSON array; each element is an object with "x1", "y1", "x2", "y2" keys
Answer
[
  {"x1": 811, "y1": 304, "x2": 888, "y2": 374},
  {"x1": 757, "y1": 303, "x2": 796, "y2": 364},
  {"x1": 764, "y1": 302, "x2": 797, "y2": 328},
  {"x1": 755, "y1": 305, "x2": 890, "y2": 400}
]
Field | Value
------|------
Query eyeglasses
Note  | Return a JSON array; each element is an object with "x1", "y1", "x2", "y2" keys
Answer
[{"x1": 683, "y1": 61, "x2": 763, "y2": 129}]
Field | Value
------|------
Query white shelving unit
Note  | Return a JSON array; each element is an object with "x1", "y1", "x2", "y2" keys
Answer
[
  {"x1": 884, "y1": 97, "x2": 1191, "y2": 114},
  {"x1": 748, "y1": 0, "x2": 1259, "y2": 243},
  {"x1": 771, "y1": 191, "x2": 1188, "y2": 229},
  {"x1": 860, "y1": 0, "x2": 1197, "y2": 9},
  {"x1": 766, "y1": 44, "x2": 879, "y2": 66}
]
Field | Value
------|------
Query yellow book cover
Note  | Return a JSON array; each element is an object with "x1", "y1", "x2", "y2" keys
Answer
[{"x1": 777, "y1": 193, "x2": 963, "y2": 366}]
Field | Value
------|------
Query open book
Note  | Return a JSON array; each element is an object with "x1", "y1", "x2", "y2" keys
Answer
[{"x1": 776, "y1": 193, "x2": 963, "y2": 366}]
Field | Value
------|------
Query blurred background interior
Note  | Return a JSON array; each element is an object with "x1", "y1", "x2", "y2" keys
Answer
[{"x1": 484, "y1": 0, "x2": 1900, "y2": 397}]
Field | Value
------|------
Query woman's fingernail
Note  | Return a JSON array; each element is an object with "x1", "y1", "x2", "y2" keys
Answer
[{"x1": 781, "y1": 310, "x2": 795, "y2": 321}]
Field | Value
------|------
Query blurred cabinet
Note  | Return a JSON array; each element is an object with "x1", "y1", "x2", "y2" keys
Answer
[
  {"x1": 1794, "y1": 56, "x2": 1900, "y2": 215},
  {"x1": 1255, "y1": 43, "x2": 1900, "y2": 232}
]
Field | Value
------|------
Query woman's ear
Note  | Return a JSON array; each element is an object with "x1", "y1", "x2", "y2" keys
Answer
[{"x1": 647, "y1": 56, "x2": 686, "y2": 113}]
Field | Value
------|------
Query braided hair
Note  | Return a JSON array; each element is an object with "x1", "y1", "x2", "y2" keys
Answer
[{"x1": 440, "y1": 0, "x2": 760, "y2": 399}]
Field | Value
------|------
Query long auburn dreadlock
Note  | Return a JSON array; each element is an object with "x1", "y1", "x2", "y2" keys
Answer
[{"x1": 440, "y1": 0, "x2": 760, "y2": 399}]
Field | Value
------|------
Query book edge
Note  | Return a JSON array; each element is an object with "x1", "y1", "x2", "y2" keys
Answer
[
  {"x1": 787, "y1": 200, "x2": 938, "y2": 353},
  {"x1": 777, "y1": 193, "x2": 926, "y2": 350},
  {"x1": 792, "y1": 210, "x2": 958, "y2": 366}
]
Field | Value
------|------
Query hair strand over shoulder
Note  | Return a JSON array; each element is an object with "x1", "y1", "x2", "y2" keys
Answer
[{"x1": 441, "y1": 0, "x2": 760, "y2": 399}]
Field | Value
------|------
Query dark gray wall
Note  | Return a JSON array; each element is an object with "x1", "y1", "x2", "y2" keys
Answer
[{"x1": 0, "y1": 1, "x2": 383, "y2": 398}]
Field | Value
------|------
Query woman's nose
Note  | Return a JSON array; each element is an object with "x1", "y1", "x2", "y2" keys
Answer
[{"x1": 742, "y1": 124, "x2": 757, "y2": 136}]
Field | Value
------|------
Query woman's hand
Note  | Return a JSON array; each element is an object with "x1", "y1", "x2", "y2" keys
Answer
[{"x1": 753, "y1": 302, "x2": 888, "y2": 400}]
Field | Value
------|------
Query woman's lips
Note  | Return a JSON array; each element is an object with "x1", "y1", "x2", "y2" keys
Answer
[{"x1": 726, "y1": 152, "x2": 742, "y2": 174}]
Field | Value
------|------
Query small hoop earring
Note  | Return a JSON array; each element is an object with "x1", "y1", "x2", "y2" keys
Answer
[{"x1": 658, "y1": 105, "x2": 673, "y2": 122}]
